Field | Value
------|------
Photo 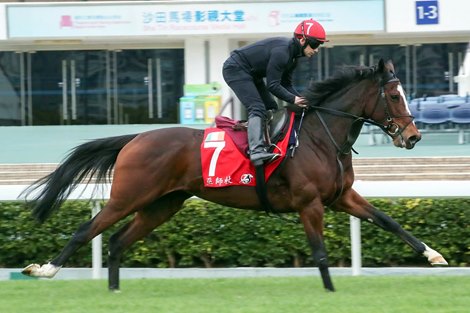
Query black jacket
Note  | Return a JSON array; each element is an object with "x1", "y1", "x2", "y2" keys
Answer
[{"x1": 232, "y1": 37, "x2": 303, "y2": 104}]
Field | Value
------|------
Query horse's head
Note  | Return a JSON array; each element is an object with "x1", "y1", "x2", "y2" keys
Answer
[
  {"x1": 370, "y1": 59, "x2": 421, "y2": 149},
  {"x1": 302, "y1": 59, "x2": 421, "y2": 151}
]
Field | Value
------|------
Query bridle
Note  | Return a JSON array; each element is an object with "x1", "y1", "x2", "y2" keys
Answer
[
  {"x1": 369, "y1": 71, "x2": 415, "y2": 139},
  {"x1": 305, "y1": 70, "x2": 415, "y2": 155},
  {"x1": 298, "y1": 68, "x2": 415, "y2": 206}
]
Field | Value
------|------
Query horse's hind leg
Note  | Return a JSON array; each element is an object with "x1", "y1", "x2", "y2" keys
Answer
[
  {"x1": 108, "y1": 192, "x2": 189, "y2": 291},
  {"x1": 333, "y1": 188, "x2": 448, "y2": 265},
  {"x1": 22, "y1": 198, "x2": 134, "y2": 278}
]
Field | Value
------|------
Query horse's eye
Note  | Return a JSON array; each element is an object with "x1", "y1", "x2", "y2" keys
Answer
[{"x1": 390, "y1": 94, "x2": 400, "y2": 102}]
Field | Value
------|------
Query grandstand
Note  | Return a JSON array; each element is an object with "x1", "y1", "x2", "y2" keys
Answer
[{"x1": 409, "y1": 94, "x2": 470, "y2": 144}]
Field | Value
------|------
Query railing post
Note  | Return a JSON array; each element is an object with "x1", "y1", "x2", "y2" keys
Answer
[
  {"x1": 92, "y1": 201, "x2": 102, "y2": 279},
  {"x1": 350, "y1": 216, "x2": 362, "y2": 276}
]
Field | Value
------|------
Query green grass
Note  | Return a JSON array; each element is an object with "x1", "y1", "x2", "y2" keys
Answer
[{"x1": 0, "y1": 276, "x2": 469, "y2": 313}]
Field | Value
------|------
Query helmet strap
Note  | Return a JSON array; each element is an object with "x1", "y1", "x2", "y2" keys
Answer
[{"x1": 300, "y1": 37, "x2": 309, "y2": 52}]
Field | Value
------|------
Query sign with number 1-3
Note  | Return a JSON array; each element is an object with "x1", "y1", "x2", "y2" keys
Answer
[{"x1": 416, "y1": 0, "x2": 439, "y2": 25}]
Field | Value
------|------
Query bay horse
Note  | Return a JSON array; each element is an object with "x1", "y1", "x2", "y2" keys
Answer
[{"x1": 22, "y1": 59, "x2": 447, "y2": 292}]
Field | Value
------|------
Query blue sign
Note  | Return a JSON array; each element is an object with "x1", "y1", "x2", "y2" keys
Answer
[{"x1": 416, "y1": 0, "x2": 439, "y2": 25}]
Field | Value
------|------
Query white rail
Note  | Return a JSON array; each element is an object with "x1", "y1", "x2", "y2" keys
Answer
[{"x1": 1, "y1": 181, "x2": 469, "y2": 279}]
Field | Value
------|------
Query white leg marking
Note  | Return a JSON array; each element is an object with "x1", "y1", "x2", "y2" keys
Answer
[
  {"x1": 422, "y1": 242, "x2": 448, "y2": 266},
  {"x1": 22, "y1": 263, "x2": 62, "y2": 278}
]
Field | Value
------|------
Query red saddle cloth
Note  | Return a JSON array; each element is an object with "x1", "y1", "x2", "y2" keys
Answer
[{"x1": 201, "y1": 113, "x2": 294, "y2": 188}]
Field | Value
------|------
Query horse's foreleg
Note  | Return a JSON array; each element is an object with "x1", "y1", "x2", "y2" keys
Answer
[
  {"x1": 333, "y1": 188, "x2": 448, "y2": 266},
  {"x1": 22, "y1": 200, "x2": 131, "y2": 278},
  {"x1": 108, "y1": 194, "x2": 187, "y2": 292},
  {"x1": 299, "y1": 202, "x2": 335, "y2": 292}
]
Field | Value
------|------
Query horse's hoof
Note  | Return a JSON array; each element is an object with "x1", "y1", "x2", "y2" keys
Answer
[
  {"x1": 422, "y1": 242, "x2": 448, "y2": 267},
  {"x1": 109, "y1": 289, "x2": 122, "y2": 294},
  {"x1": 21, "y1": 263, "x2": 61, "y2": 278},
  {"x1": 22, "y1": 263, "x2": 41, "y2": 276},
  {"x1": 430, "y1": 255, "x2": 448, "y2": 266}
]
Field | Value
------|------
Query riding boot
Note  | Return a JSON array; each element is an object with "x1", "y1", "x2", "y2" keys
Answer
[{"x1": 247, "y1": 116, "x2": 279, "y2": 167}]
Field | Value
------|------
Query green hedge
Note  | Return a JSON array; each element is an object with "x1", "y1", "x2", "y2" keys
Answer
[{"x1": 0, "y1": 198, "x2": 468, "y2": 268}]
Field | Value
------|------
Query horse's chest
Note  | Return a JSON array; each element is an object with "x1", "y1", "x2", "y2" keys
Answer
[{"x1": 298, "y1": 158, "x2": 353, "y2": 194}]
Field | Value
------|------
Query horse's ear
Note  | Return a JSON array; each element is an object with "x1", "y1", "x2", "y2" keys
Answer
[
  {"x1": 377, "y1": 59, "x2": 395, "y2": 74},
  {"x1": 377, "y1": 59, "x2": 385, "y2": 73},
  {"x1": 386, "y1": 59, "x2": 395, "y2": 72}
]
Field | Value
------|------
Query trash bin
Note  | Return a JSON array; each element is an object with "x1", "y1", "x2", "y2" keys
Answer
[
  {"x1": 179, "y1": 96, "x2": 196, "y2": 124},
  {"x1": 194, "y1": 96, "x2": 206, "y2": 124},
  {"x1": 203, "y1": 95, "x2": 221, "y2": 124}
]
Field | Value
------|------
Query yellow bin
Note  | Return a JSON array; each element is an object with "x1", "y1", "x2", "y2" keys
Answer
[{"x1": 203, "y1": 95, "x2": 221, "y2": 124}]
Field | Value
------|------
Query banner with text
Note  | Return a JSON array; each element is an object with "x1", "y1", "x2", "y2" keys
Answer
[{"x1": 7, "y1": 1, "x2": 384, "y2": 38}]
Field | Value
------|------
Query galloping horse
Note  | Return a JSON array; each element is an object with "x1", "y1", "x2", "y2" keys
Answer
[{"x1": 22, "y1": 59, "x2": 447, "y2": 292}]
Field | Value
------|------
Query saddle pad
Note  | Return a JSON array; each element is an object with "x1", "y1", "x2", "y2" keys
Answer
[
  {"x1": 214, "y1": 115, "x2": 249, "y2": 155},
  {"x1": 201, "y1": 113, "x2": 294, "y2": 188}
]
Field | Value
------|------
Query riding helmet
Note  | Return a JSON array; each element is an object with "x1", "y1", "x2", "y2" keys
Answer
[{"x1": 293, "y1": 19, "x2": 328, "y2": 43}]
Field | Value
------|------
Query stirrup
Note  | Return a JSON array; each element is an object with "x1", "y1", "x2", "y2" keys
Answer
[{"x1": 250, "y1": 152, "x2": 280, "y2": 166}]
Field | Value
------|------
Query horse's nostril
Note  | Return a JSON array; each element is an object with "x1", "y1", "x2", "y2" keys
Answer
[{"x1": 408, "y1": 135, "x2": 421, "y2": 147}]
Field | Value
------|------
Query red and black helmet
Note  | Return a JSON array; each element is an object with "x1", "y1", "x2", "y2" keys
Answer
[{"x1": 294, "y1": 19, "x2": 328, "y2": 49}]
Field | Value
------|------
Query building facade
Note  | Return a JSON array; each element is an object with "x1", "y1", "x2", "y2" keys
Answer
[{"x1": 0, "y1": 0, "x2": 468, "y2": 126}]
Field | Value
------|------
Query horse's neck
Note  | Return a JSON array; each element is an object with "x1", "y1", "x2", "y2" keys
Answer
[
  {"x1": 327, "y1": 80, "x2": 374, "y2": 117},
  {"x1": 303, "y1": 81, "x2": 375, "y2": 154},
  {"x1": 303, "y1": 112, "x2": 356, "y2": 155}
]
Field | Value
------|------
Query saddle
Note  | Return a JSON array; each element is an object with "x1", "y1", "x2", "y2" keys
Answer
[
  {"x1": 202, "y1": 110, "x2": 295, "y2": 189},
  {"x1": 215, "y1": 109, "x2": 292, "y2": 154}
]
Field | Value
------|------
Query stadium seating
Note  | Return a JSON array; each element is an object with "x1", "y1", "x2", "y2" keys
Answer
[
  {"x1": 410, "y1": 95, "x2": 469, "y2": 129},
  {"x1": 408, "y1": 100, "x2": 421, "y2": 122},
  {"x1": 450, "y1": 102, "x2": 470, "y2": 124},
  {"x1": 450, "y1": 102, "x2": 470, "y2": 144},
  {"x1": 419, "y1": 102, "x2": 451, "y2": 126},
  {"x1": 438, "y1": 94, "x2": 462, "y2": 102}
]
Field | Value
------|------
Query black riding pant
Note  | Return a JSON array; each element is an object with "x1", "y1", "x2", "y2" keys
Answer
[{"x1": 223, "y1": 56, "x2": 278, "y2": 119}]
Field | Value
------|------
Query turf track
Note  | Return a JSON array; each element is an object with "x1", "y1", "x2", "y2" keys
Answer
[{"x1": 0, "y1": 276, "x2": 468, "y2": 313}]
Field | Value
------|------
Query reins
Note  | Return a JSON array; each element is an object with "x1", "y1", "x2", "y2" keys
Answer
[
  {"x1": 303, "y1": 75, "x2": 414, "y2": 205},
  {"x1": 311, "y1": 108, "x2": 352, "y2": 206},
  {"x1": 308, "y1": 73, "x2": 415, "y2": 151},
  {"x1": 259, "y1": 66, "x2": 415, "y2": 219},
  {"x1": 309, "y1": 104, "x2": 400, "y2": 142}
]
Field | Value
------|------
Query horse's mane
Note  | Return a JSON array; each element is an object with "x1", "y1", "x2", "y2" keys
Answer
[{"x1": 304, "y1": 65, "x2": 378, "y2": 105}]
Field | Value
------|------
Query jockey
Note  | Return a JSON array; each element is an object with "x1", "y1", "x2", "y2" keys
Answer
[{"x1": 222, "y1": 19, "x2": 328, "y2": 167}]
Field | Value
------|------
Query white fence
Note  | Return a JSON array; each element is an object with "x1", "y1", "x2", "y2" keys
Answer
[{"x1": 1, "y1": 181, "x2": 469, "y2": 279}]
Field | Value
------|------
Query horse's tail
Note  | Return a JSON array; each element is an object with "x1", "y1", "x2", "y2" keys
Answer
[{"x1": 22, "y1": 134, "x2": 138, "y2": 223}]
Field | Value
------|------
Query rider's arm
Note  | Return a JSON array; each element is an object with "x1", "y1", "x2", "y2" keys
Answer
[
  {"x1": 281, "y1": 66, "x2": 301, "y2": 97},
  {"x1": 265, "y1": 48, "x2": 297, "y2": 104}
]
